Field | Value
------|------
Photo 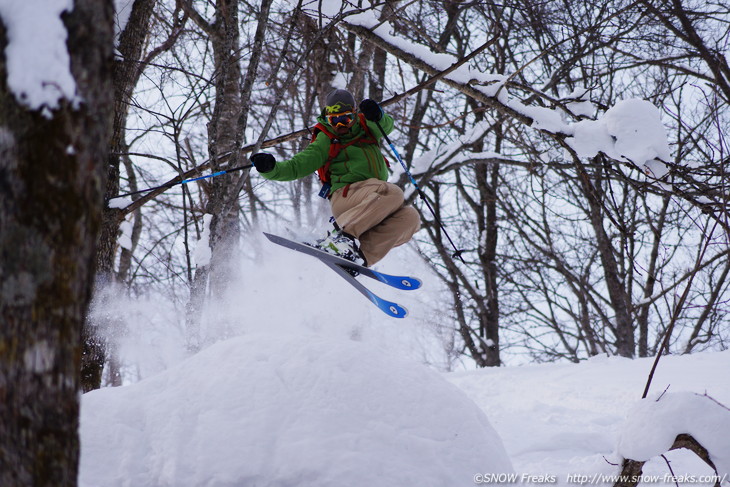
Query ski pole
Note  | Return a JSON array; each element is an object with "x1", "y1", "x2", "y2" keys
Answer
[
  {"x1": 375, "y1": 121, "x2": 465, "y2": 264},
  {"x1": 114, "y1": 163, "x2": 254, "y2": 200}
]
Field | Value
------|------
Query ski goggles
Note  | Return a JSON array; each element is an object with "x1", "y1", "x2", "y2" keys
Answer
[{"x1": 326, "y1": 111, "x2": 356, "y2": 128}]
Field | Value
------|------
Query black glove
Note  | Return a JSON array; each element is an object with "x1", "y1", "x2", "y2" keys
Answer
[
  {"x1": 250, "y1": 153, "x2": 276, "y2": 173},
  {"x1": 359, "y1": 99, "x2": 383, "y2": 122}
]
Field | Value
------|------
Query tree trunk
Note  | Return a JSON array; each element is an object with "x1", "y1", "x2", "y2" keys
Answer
[
  {"x1": 577, "y1": 157, "x2": 635, "y2": 357},
  {"x1": 0, "y1": 0, "x2": 114, "y2": 484},
  {"x1": 83, "y1": 0, "x2": 157, "y2": 391},
  {"x1": 185, "y1": 0, "x2": 245, "y2": 350}
]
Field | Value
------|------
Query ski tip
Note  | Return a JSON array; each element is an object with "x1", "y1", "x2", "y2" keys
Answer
[
  {"x1": 399, "y1": 277, "x2": 422, "y2": 290},
  {"x1": 384, "y1": 304, "x2": 408, "y2": 318},
  {"x1": 376, "y1": 299, "x2": 408, "y2": 319},
  {"x1": 371, "y1": 271, "x2": 422, "y2": 291}
]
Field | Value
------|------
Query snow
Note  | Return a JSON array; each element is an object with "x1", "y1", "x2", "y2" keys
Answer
[
  {"x1": 80, "y1": 333, "x2": 513, "y2": 487},
  {"x1": 0, "y1": 0, "x2": 78, "y2": 111},
  {"x1": 617, "y1": 392, "x2": 730, "y2": 477},
  {"x1": 331, "y1": 71, "x2": 349, "y2": 89},
  {"x1": 449, "y1": 351, "x2": 730, "y2": 486},
  {"x1": 108, "y1": 196, "x2": 132, "y2": 208},
  {"x1": 565, "y1": 88, "x2": 595, "y2": 118},
  {"x1": 0, "y1": 0, "x2": 137, "y2": 109},
  {"x1": 570, "y1": 99, "x2": 670, "y2": 161},
  {"x1": 192, "y1": 214, "x2": 213, "y2": 267},
  {"x1": 599, "y1": 99, "x2": 671, "y2": 165},
  {"x1": 114, "y1": 0, "x2": 134, "y2": 47},
  {"x1": 118, "y1": 217, "x2": 134, "y2": 250},
  {"x1": 567, "y1": 99, "x2": 671, "y2": 177},
  {"x1": 75, "y1": 229, "x2": 730, "y2": 485},
  {"x1": 516, "y1": 100, "x2": 567, "y2": 133},
  {"x1": 79, "y1": 328, "x2": 730, "y2": 486}
]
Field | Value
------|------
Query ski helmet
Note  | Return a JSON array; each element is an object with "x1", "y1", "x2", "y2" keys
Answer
[{"x1": 324, "y1": 88, "x2": 355, "y2": 114}]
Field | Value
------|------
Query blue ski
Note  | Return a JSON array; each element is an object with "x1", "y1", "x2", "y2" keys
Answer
[
  {"x1": 321, "y1": 261, "x2": 408, "y2": 318},
  {"x1": 263, "y1": 232, "x2": 421, "y2": 291},
  {"x1": 263, "y1": 232, "x2": 418, "y2": 318}
]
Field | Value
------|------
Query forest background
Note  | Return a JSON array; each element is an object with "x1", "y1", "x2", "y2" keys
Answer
[
  {"x1": 1, "y1": 0, "x2": 729, "y2": 483},
  {"x1": 94, "y1": 0, "x2": 730, "y2": 383}
]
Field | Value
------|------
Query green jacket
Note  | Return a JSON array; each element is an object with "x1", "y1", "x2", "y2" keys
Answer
[{"x1": 261, "y1": 112, "x2": 395, "y2": 195}]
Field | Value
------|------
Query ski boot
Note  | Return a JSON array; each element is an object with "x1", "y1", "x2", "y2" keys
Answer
[{"x1": 312, "y1": 229, "x2": 366, "y2": 277}]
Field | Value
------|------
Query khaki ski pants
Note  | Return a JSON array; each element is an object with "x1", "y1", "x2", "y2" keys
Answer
[{"x1": 330, "y1": 178, "x2": 420, "y2": 266}]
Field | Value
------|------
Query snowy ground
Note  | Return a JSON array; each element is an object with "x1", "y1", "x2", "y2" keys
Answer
[
  {"x1": 80, "y1": 333, "x2": 513, "y2": 487},
  {"x1": 448, "y1": 351, "x2": 730, "y2": 486},
  {"x1": 79, "y1": 234, "x2": 730, "y2": 487},
  {"x1": 80, "y1": 329, "x2": 730, "y2": 486}
]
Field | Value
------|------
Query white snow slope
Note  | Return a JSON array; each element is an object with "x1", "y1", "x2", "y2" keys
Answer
[
  {"x1": 449, "y1": 350, "x2": 730, "y2": 486},
  {"x1": 80, "y1": 333, "x2": 513, "y2": 487},
  {"x1": 80, "y1": 333, "x2": 730, "y2": 487}
]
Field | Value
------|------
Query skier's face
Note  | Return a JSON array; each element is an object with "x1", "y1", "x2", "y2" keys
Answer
[{"x1": 326, "y1": 111, "x2": 356, "y2": 135}]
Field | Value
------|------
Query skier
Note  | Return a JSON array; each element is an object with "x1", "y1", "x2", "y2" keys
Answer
[{"x1": 250, "y1": 88, "x2": 420, "y2": 268}]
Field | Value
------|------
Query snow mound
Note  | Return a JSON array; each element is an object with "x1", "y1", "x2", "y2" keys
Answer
[
  {"x1": 618, "y1": 392, "x2": 730, "y2": 476},
  {"x1": 80, "y1": 333, "x2": 513, "y2": 487},
  {"x1": 447, "y1": 351, "x2": 730, "y2": 485}
]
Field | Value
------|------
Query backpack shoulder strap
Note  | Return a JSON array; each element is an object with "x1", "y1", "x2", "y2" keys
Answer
[
  {"x1": 311, "y1": 122, "x2": 334, "y2": 142},
  {"x1": 358, "y1": 113, "x2": 374, "y2": 139},
  {"x1": 354, "y1": 114, "x2": 388, "y2": 166},
  {"x1": 312, "y1": 117, "x2": 381, "y2": 185},
  {"x1": 311, "y1": 123, "x2": 341, "y2": 185}
]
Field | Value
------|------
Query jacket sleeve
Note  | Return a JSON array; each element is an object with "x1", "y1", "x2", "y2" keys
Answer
[
  {"x1": 260, "y1": 131, "x2": 330, "y2": 182},
  {"x1": 366, "y1": 111, "x2": 394, "y2": 139}
]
